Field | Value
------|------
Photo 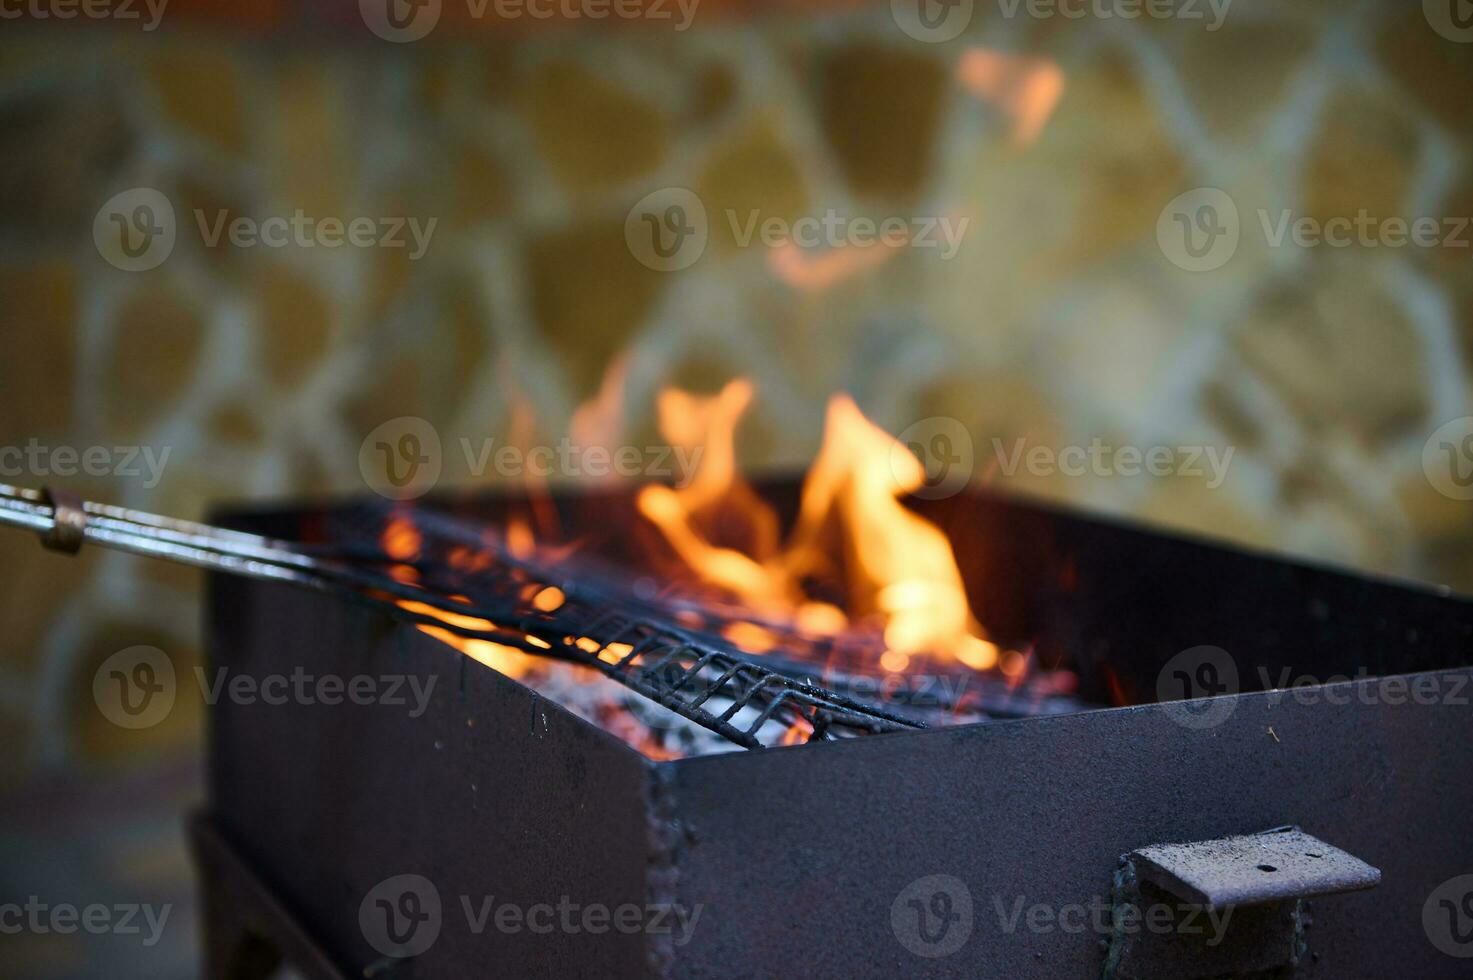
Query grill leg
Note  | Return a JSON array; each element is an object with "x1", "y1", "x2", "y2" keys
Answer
[
  {"x1": 200, "y1": 863, "x2": 283, "y2": 980},
  {"x1": 189, "y1": 813, "x2": 348, "y2": 980}
]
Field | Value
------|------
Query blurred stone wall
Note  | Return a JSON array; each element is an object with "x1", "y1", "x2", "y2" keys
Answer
[{"x1": 2, "y1": 0, "x2": 1471, "y2": 780}]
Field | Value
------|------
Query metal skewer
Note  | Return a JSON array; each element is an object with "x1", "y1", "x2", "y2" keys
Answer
[{"x1": 0, "y1": 483, "x2": 926, "y2": 749}]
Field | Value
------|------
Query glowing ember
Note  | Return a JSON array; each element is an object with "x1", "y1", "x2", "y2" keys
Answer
[
  {"x1": 532, "y1": 586, "x2": 566, "y2": 612},
  {"x1": 382, "y1": 515, "x2": 423, "y2": 585}
]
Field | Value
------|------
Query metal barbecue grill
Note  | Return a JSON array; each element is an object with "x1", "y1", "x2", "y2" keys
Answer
[
  {"x1": 12, "y1": 479, "x2": 1473, "y2": 978},
  {"x1": 0, "y1": 482, "x2": 924, "y2": 749}
]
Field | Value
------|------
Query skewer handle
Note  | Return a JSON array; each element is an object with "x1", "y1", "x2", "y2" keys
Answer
[{"x1": 39, "y1": 486, "x2": 87, "y2": 553}]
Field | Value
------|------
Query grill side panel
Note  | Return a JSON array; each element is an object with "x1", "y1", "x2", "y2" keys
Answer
[
  {"x1": 206, "y1": 573, "x2": 663, "y2": 979},
  {"x1": 666, "y1": 675, "x2": 1473, "y2": 979}
]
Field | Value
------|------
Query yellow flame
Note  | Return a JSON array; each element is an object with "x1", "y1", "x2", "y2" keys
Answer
[
  {"x1": 637, "y1": 379, "x2": 789, "y2": 608},
  {"x1": 397, "y1": 599, "x2": 536, "y2": 678},
  {"x1": 639, "y1": 380, "x2": 998, "y2": 673}
]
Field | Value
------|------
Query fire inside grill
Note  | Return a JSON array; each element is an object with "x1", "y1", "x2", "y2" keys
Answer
[
  {"x1": 354, "y1": 378, "x2": 1085, "y2": 756},
  {"x1": 0, "y1": 379, "x2": 1086, "y2": 757},
  {"x1": 13, "y1": 384, "x2": 1469, "y2": 977}
]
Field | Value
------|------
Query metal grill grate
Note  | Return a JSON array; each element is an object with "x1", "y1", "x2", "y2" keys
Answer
[{"x1": 0, "y1": 485, "x2": 925, "y2": 749}]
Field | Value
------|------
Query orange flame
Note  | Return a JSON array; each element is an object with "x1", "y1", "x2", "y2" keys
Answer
[
  {"x1": 400, "y1": 599, "x2": 538, "y2": 678},
  {"x1": 569, "y1": 351, "x2": 631, "y2": 475},
  {"x1": 789, "y1": 395, "x2": 997, "y2": 671},
  {"x1": 380, "y1": 373, "x2": 1014, "y2": 761},
  {"x1": 957, "y1": 49, "x2": 1066, "y2": 148},
  {"x1": 767, "y1": 240, "x2": 902, "y2": 292},
  {"x1": 637, "y1": 380, "x2": 786, "y2": 606},
  {"x1": 638, "y1": 380, "x2": 998, "y2": 674}
]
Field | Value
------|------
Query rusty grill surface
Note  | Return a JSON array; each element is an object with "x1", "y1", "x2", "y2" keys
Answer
[{"x1": 195, "y1": 482, "x2": 1473, "y2": 979}]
